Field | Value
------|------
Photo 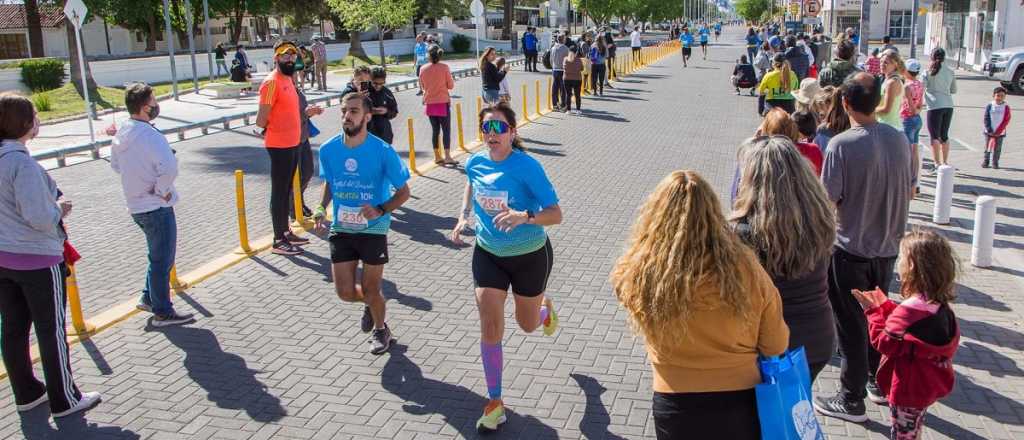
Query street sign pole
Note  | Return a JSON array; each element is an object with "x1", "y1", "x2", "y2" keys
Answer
[
  {"x1": 185, "y1": 0, "x2": 199, "y2": 93},
  {"x1": 64, "y1": 0, "x2": 94, "y2": 146},
  {"x1": 910, "y1": 0, "x2": 920, "y2": 58},
  {"x1": 162, "y1": 0, "x2": 179, "y2": 99},
  {"x1": 203, "y1": 0, "x2": 213, "y2": 80},
  {"x1": 471, "y1": 0, "x2": 484, "y2": 61}
]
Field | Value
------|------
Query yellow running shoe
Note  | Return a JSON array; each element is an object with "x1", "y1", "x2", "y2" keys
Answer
[
  {"x1": 542, "y1": 298, "x2": 558, "y2": 337},
  {"x1": 476, "y1": 400, "x2": 506, "y2": 433}
]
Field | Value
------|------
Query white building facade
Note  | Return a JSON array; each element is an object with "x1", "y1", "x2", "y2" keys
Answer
[
  {"x1": 818, "y1": 0, "x2": 927, "y2": 41},
  {"x1": 922, "y1": 0, "x2": 1024, "y2": 71}
]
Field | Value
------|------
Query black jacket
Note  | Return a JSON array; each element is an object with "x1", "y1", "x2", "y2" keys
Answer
[
  {"x1": 734, "y1": 221, "x2": 836, "y2": 366},
  {"x1": 481, "y1": 62, "x2": 506, "y2": 91},
  {"x1": 785, "y1": 46, "x2": 809, "y2": 80}
]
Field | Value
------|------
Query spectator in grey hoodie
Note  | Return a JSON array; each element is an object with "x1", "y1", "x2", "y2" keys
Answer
[
  {"x1": 0, "y1": 92, "x2": 102, "y2": 418},
  {"x1": 110, "y1": 83, "x2": 194, "y2": 328},
  {"x1": 550, "y1": 35, "x2": 570, "y2": 111}
]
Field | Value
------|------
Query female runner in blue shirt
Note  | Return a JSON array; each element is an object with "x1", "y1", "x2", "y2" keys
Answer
[{"x1": 450, "y1": 104, "x2": 563, "y2": 433}]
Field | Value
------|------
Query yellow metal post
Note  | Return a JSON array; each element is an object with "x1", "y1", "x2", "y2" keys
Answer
[
  {"x1": 234, "y1": 170, "x2": 251, "y2": 253},
  {"x1": 456, "y1": 102, "x2": 467, "y2": 152},
  {"x1": 546, "y1": 77, "x2": 552, "y2": 110},
  {"x1": 521, "y1": 84, "x2": 529, "y2": 121},
  {"x1": 535, "y1": 80, "x2": 541, "y2": 116},
  {"x1": 407, "y1": 118, "x2": 419, "y2": 174},
  {"x1": 292, "y1": 167, "x2": 304, "y2": 225},
  {"x1": 476, "y1": 96, "x2": 483, "y2": 141},
  {"x1": 65, "y1": 264, "x2": 94, "y2": 336},
  {"x1": 170, "y1": 265, "x2": 185, "y2": 291}
]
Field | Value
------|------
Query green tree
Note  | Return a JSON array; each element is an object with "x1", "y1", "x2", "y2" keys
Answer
[
  {"x1": 734, "y1": 0, "x2": 769, "y2": 23},
  {"x1": 329, "y1": 0, "x2": 417, "y2": 67}
]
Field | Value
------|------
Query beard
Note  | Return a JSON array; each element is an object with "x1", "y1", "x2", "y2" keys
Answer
[
  {"x1": 343, "y1": 120, "x2": 365, "y2": 137},
  {"x1": 278, "y1": 61, "x2": 296, "y2": 76}
]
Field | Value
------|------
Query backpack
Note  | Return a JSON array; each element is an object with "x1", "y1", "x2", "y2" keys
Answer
[{"x1": 542, "y1": 50, "x2": 552, "y2": 69}]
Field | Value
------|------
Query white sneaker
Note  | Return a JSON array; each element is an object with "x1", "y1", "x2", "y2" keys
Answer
[
  {"x1": 16, "y1": 393, "x2": 48, "y2": 412},
  {"x1": 52, "y1": 392, "x2": 101, "y2": 418}
]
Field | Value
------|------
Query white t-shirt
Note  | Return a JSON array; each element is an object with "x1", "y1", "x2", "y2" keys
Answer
[
  {"x1": 630, "y1": 31, "x2": 641, "y2": 48},
  {"x1": 499, "y1": 76, "x2": 511, "y2": 97}
]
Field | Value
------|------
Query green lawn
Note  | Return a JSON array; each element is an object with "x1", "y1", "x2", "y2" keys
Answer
[
  {"x1": 327, "y1": 51, "x2": 478, "y2": 76},
  {"x1": 32, "y1": 84, "x2": 125, "y2": 121}
]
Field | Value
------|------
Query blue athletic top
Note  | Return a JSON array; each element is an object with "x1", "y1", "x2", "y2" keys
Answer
[
  {"x1": 415, "y1": 42, "x2": 429, "y2": 66},
  {"x1": 466, "y1": 149, "x2": 559, "y2": 257},
  {"x1": 700, "y1": 30, "x2": 709, "y2": 43},
  {"x1": 746, "y1": 34, "x2": 761, "y2": 47},
  {"x1": 680, "y1": 33, "x2": 694, "y2": 47},
  {"x1": 318, "y1": 133, "x2": 410, "y2": 235},
  {"x1": 523, "y1": 33, "x2": 538, "y2": 51}
]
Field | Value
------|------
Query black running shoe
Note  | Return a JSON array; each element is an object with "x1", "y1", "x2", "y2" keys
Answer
[
  {"x1": 360, "y1": 306, "x2": 373, "y2": 333},
  {"x1": 866, "y1": 379, "x2": 888, "y2": 405},
  {"x1": 369, "y1": 325, "x2": 393, "y2": 355},
  {"x1": 814, "y1": 394, "x2": 868, "y2": 423},
  {"x1": 272, "y1": 240, "x2": 302, "y2": 255}
]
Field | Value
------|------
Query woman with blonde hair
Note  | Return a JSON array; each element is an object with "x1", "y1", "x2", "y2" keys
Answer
[
  {"x1": 757, "y1": 53, "x2": 799, "y2": 114},
  {"x1": 876, "y1": 50, "x2": 906, "y2": 131},
  {"x1": 730, "y1": 136, "x2": 837, "y2": 382},
  {"x1": 611, "y1": 170, "x2": 789, "y2": 440}
]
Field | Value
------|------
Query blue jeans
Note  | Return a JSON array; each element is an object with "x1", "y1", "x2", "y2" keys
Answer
[
  {"x1": 131, "y1": 207, "x2": 177, "y2": 316},
  {"x1": 902, "y1": 114, "x2": 922, "y2": 145}
]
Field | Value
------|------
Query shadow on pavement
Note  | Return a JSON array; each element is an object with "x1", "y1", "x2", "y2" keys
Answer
[
  {"x1": 285, "y1": 249, "x2": 333, "y2": 282},
  {"x1": 520, "y1": 137, "x2": 562, "y2": 147},
  {"x1": 154, "y1": 325, "x2": 287, "y2": 423},
  {"x1": 581, "y1": 110, "x2": 630, "y2": 123},
  {"x1": 628, "y1": 74, "x2": 668, "y2": 79},
  {"x1": 382, "y1": 277, "x2": 433, "y2": 312},
  {"x1": 569, "y1": 374, "x2": 628, "y2": 440},
  {"x1": 953, "y1": 283, "x2": 1012, "y2": 312},
  {"x1": 80, "y1": 339, "x2": 114, "y2": 376},
  {"x1": 945, "y1": 372, "x2": 1024, "y2": 425},
  {"x1": 958, "y1": 341, "x2": 1024, "y2": 377},
  {"x1": 926, "y1": 414, "x2": 988, "y2": 440},
  {"x1": 956, "y1": 316, "x2": 1024, "y2": 350},
  {"x1": 381, "y1": 344, "x2": 559, "y2": 439},
  {"x1": 18, "y1": 410, "x2": 140, "y2": 440},
  {"x1": 527, "y1": 147, "x2": 566, "y2": 157},
  {"x1": 390, "y1": 207, "x2": 462, "y2": 249},
  {"x1": 195, "y1": 145, "x2": 272, "y2": 176}
]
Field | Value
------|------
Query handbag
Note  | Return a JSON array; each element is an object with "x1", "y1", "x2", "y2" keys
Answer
[{"x1": 754, "y1": 347, "x2": 825, "y2": 440}]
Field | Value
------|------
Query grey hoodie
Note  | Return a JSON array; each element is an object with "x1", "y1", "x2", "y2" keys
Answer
[
  {"x1": 0, "y1": 140, "x2": 64, "y2": 256},
  {"x1": 551, "y1": 43, "x2": 569, "y2": 72}
]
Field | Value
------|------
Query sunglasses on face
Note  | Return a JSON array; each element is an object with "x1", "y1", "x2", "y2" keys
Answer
[{"x1": 480, "y1": 120, "x2": 510, "y2": 135}]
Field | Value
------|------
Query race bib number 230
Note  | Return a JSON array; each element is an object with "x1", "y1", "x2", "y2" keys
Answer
[{"x1": 338, "y1": 205, "x2": 369, "y2": 230}]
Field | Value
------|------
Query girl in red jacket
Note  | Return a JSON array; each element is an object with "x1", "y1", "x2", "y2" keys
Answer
[{"x1": 852, "y1": 229, "x2": 960, "y2": 440}]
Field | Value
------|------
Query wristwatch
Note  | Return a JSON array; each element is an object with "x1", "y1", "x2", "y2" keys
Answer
[
  {"x1": 526, "y1": 210, "x2": 536, "y2": 224},
  {"x1": 376, "y1": 204, "x2": 389, "y2": 215}
]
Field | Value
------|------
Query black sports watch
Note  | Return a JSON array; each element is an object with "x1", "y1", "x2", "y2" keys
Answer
[{"x1": 376, "y1": 204, "x2": 389, "y2": 215}]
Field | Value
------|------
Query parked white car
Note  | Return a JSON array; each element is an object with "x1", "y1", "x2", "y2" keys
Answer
[{"x1": 985, "y1": 46, "x2": 1024, "y2": 93}]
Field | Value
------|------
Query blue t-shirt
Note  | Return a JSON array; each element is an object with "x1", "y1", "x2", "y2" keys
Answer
[
  {"x1": 466, "y1": 149, "x2": 559, "y2": 257},
  {"x1": 415, "y1": 42, "x2": 429, "y2": 65},
  {"x1": 680, "y1": 34, "x2": 694, "y2": 47},
  {"x1": 699, "y1": 29, "x2": 709, "y2": 43},
  {"x1": 746, "y1": 34, "x2": 761, "y2": 47},
  {"x1": 714, "y1": 23, "x2": 722, "y2": 32},
  {"x1": 318, "y1": 133, "x2": 410, "y2": 235}
]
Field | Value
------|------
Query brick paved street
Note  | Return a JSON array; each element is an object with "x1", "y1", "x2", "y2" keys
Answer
[{"x1": 3, "y1": 28, "x2": 1024, "y2": 439}]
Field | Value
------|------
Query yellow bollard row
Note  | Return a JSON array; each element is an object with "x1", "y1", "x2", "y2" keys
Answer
[
  {"x1": 535, "y1": 80, "x2": 541, "y2": 116},
  {"x1": 235, "y1": 170, "x2": 251, "y2": 253},
  {"x1": 65, "y1": 264, "x2": 94, "y2": 336},
  {"x1": 407, "y1": 117, "x2": 419, "y2": 175},
  {"x1": 521, "y1": 83, "x2": 529, "y2": 122},
  {"x1": 456, "y1": 102, "x2": 467, "y2": 152},
  {"x1": 292, "y1": 167, "x2": 304, "y2": 225}
]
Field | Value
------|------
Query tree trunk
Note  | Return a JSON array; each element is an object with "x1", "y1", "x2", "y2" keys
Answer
[
  {"x1": 502, "y1": 0, "x2": 513, "y2": 40},
  {"x1": 378, "y1": 28, "x2": 386, "y2": 68},
  {"x1": 146, "y1": 12, "x2": 158, "y2": 51},
  {"x1": 349, "y1": 30, "x2": 367, "y2": 59},
  {"x1": 66, "y1": 24, "x2": 99, "y2": 100},
  {"x1": 232, "y1": 10, "x2": 244, "y2": 44},
  {"x1": 25, "y1": 0, "x2": 45, "y2": 57}
]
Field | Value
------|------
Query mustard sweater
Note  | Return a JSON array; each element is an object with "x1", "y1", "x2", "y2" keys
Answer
[{"x1": 644, "y1": 254, "x2": 790, "y2": 393}]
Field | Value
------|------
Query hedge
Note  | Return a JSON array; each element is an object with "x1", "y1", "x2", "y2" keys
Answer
[{"x1": 21, "y1": 58, "x2": 66, "y2": 92}]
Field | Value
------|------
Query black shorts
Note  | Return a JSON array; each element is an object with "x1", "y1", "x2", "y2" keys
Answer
[
  {"x1": 472, "y1": 240, "x2": 553, "y2": 297},
  {"x1": 700, "y1": 42, "x2": 708, "y2": 47},
  {"x1": 926, "y1": 108, "x2": 954, "y2": 142},
  {"x1": 329, "y1": 232, "x2": 389, "y2": 265},
  {"x1": 682, "y1": 47, "x2": 692, "y2": 57}
]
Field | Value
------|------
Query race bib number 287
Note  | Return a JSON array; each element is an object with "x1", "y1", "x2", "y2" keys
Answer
[{"x1": 475, "y1": 189, "x2": 509, "y2": 216}]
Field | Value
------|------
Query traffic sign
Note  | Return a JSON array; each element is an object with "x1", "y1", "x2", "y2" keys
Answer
[
  {"x1": 804, "y1": 0, "x2": 821, "y2": 17},
  {"x1": 470, "y1": 0, "x2": 485, "y2": 18},
  {"x1": 63, "y1": 0, "x2": 87, "y2": 29}
]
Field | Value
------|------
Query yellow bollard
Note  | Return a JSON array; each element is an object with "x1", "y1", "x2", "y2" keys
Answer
[
  {"x1": 407, "y1": 118, "x2": 419, "y2": 174},
  {"x1": 292, "y1": 167, "x2": 304, "y2": 225},
  {"x1": 234, "y1": 170, "x2": 251, "y2": 253},
  {"x1": 521, "y1": 84, "x2": 529, "y2": 121},
  {"x1": 170, "y1": 265, "x2": 185, "y2": 291},
  {"x1": 583, "y1": 73, "x2": 589, "y2": 96},
  {"x1": 476, "y1": 96, "x2": 483, "y2": 142},
  {"x1": 546, "y1": 77, "x2": 553, "y2": 110},
  {"x1": 455, "y1": 102, "x2": 467, "y2": 152},
  {"x1": 535, "y1": 80, "x2": 541, "y2": 116},
  {"x1": 65, "y1": 264, "x2": 94, "y2": 336}
]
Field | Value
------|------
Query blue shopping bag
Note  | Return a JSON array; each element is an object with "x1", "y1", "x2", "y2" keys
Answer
[{"x1": 755, "y1": 347, "x2": 825, "y2": 440}]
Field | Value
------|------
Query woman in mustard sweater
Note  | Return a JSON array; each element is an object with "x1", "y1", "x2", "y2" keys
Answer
[{"x1": 611, "y1": 170, "x2": 789, "y2": 440}]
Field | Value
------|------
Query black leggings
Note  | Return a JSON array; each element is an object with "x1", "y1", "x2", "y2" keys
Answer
[
  {"x1": 927, "y1": 108, "x2": 954, "y2": 142},
  {"x1": 590, "y1": 64, "x2": 605, "y2": 94},
  {"x1": 765, "y1": 98, "x2": 796, "y2": 115},
  {"x1": 266, "y1": 146, "x2": 298, "y2": 241},
  {"x1": 653, "y1": 389, "x2": 760, "y2": 440},
  {"x1": 563, "y1": 80, "x2": 582, "y2": 110},
  {"x1": 429, "y1": 106, "x2": 452, "y2": 151},
  {"x1": 297, "y1": 140, "x2": 314, "y2": 209}
]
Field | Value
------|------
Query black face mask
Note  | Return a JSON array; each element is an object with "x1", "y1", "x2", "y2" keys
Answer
[
  {"x1": 278, "y1": 61, "x2": 296, "y2": 76},
  {"x1": 147, "y1": 103, "x2": 160, "y2": 120}
]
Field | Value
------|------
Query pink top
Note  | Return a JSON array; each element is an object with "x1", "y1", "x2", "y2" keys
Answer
[
  {"x1": 866, "y1": 57, "x2": 881, "y2": 76},
  {"x1": 418, "y1": 62, "x2": 454, "y2": 105},
  {"x1": 900, "y1": 79, "x2": 923, "y2": 119}
]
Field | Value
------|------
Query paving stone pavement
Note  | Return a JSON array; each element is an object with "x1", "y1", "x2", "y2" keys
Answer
[{"x1": 3, "y1": 28, "x2": 1024, "y2": 439}]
